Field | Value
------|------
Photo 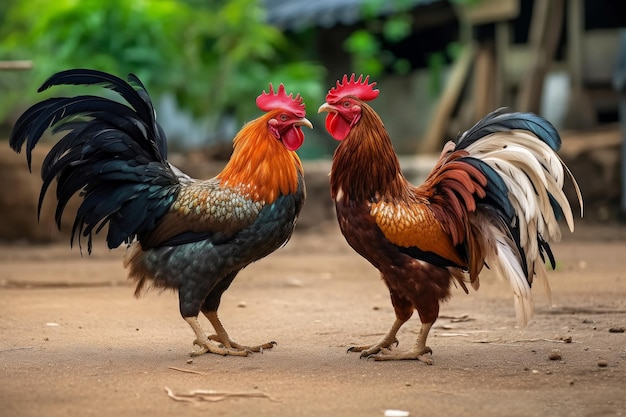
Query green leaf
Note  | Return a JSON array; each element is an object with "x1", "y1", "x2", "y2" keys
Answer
[
  {"x1": 383, "y1": 15, "x2": 412, "y2": 42},
  {"x1": 344, "y1": 30, "x2": 380, "y2": 56}
]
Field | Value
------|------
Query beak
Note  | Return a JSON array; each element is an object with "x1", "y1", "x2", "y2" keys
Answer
[
  {"x1": 296, "y1": 117, "x2": 313, "y2": 129},
  {"x1": 318, "y1": 103, "x2": 334, "y2": 114}
]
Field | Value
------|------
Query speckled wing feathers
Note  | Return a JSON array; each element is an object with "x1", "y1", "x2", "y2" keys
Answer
[{"x1": 141, "y1": 179, "x2": 264, "y2": 249}]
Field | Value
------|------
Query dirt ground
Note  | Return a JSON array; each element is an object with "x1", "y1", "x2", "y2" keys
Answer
[{"x1": 1, "y1": 222, "x2": 625, "y2": 417}]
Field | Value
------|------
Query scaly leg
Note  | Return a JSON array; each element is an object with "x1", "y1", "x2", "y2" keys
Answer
[
  {"x1": 184, "y1": 316, "x2": 249, "y2": 357},
  {"x1": 368, "y1": 322, "x2": 434, "y2": 364},
  {"x1": 347, "y1": 318, "x2": 405, "y2": 358},
  {"x1": 204, "y1": 311, "x2": 276, "y2": 353}
]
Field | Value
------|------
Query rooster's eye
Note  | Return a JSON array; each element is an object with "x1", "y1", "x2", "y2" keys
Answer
[
  {"x1": 280, "y1": 114, "x2": 288, "y2": 121},
  {"x1": 343, "y1": 101, "x2": 351, "y2": 108}
]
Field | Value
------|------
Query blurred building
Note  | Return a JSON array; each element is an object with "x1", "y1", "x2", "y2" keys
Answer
[{"x1": 264, "y1": 0, "x2": 625, "y2": 151}]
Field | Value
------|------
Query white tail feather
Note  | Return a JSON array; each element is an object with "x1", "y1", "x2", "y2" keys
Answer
[
  {"x1": 485, "y1": 226, "x2": 534, "y2": 327},
  {"x1": 464, "y1": 129, "x2": 582, "y2": 327}
]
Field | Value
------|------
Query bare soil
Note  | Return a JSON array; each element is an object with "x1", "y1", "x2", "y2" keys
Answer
[{"x1": 1, "y1": 222, "x2": 625, "y2": 417}]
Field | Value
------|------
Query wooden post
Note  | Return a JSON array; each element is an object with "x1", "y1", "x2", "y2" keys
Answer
[
  {"x1": 564, "y1": 0, "x2": 595, "y2": 128},
  {"x1": 516, "y1": 0, "x2": 564, "y2": 113},
  {"x1": 472, "y1": 43, "x2": 496, "y2": 122},
  {"x1": 495, "y1": 21, "x2": 511, "y2": 107},
  {"x1": 420, "y1": 43, "x2": 476, "y2": 153}
]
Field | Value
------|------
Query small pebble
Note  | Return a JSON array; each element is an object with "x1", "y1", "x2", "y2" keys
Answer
[
  {"x1": 548, "y1": 349, "x2": 562, "y2": 361},
  {"x1": 286, "y1": 278, "x2": 303, "y2": 287},
  {"x1": 597, "y1": 360, "x2": 608, "y2": 367},
  {"x1": 237, "y1": 301, "x2": 247, "y2": 308},
  {"x1": 186, "y1": 359, "x2": 193, "y2": 364}
]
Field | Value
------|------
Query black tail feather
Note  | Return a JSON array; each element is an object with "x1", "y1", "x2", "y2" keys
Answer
[
  {"x1": 9, "y1": 69, "x2": 180, "y2": 251},
  {"x1": 456, "y1": 108, "x2": 562, "y2": 152}
]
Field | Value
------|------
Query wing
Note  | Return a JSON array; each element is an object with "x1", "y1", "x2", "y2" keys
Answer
[
  {"x1": 369, "y1": 143, "x2": 496, "y2": 271},
  {"x1": 370, "y1": 197, "x2": 466, "y2": 269},
  {"x1": 140, "y1": 179, "x2": 264, "y2": 249}
]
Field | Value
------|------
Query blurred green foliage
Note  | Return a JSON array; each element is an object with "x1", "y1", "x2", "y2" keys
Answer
[
  {"x1": 345, "y1": 0, "x2": 480, "y2": 80},
  {"x1": 0, "y1": 0, "x2": 325, "y2": 138}
]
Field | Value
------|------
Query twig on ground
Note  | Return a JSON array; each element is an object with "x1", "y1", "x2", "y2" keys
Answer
[
  {"x1": 470, "y1": 336, "x2": 574, "y2": 344},
  {"x1": 0, "y1": 346, "x2": 35, "y2": 353},
  {"x1": 439, "y1": 314, "x2": 475, "y2": 323},
  {"x1": 165, "y1": 387, "x2": 279, "y2": 404},
  {"x1": 508, "y1": 337, "x2": 574, "y2": 344},
  {"x1": 470, "y1": 338, "x2": 502, "y2": 344},
  {"x1": 168, "y1": 366, "x2": 206, "y2": 376}
]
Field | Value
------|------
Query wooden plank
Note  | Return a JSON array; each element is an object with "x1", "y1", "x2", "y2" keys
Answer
[
  {"x1": 0, "y1": 61, "x2": 33, "y2": 70},
  {"x1": 456, "y1": 0, "x2": 520, "y2": 25},
  {"x1": 420, "y1": 43, "x2": 476, "y2": 153}
]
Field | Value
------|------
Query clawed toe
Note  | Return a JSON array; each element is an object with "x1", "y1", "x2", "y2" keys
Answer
[
  {"x1": 257, "y1": 341, "x2": 277, "y2": 353},
  {"x1": 347, "y1": 338, "x2": 399, "y2": 358},
  {"x1": 190, "y1": 339, "x2": 210, "y2": 357},
  {"x1": 366, "y1": 346, "x2": 433, "y2": 363},
  {"x1": 206, "y1": 335, "x2": 276, "y2": 354},
  {"x1": 190, "y1": 338, "x2": 249, "y2": 357},
  {"x1": 346, "y1": 322, "x2": 435, "y2": 363}
]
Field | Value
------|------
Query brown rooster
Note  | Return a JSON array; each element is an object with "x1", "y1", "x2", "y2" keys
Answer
[
  {"x1": 318, "y1": 74, "x2": 582, "y2": 363},
  {"x1": 10, "y1": 69, "x2": 311, "y2": 357}
]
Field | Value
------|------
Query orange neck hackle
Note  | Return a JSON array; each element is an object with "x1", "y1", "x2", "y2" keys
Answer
[{"x1": 217, "y1": 111, "x2": 303, "y2": 204}]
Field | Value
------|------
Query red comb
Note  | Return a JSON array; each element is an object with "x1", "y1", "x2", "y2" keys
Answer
[
  {"x1": 256, "y1": 83, "x2": 305, "y2": 117},
  {"x1": 325, "y1": 74, "x2": 379, "y2": 104}
]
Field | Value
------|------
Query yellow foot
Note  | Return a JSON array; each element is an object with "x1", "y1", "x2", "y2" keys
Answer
[
  {"x1": 208, "y1": 334, "x2": 277, "y2": 353},
  {"x1": 346, "y1": 338, "x2": 399, "y2": 358},
  {"x1": 189, "y1": 339, "x2": 250, "y2": 357},
  {"x1": 367, "y1": 346, "x2": 433, "y2": 364}
]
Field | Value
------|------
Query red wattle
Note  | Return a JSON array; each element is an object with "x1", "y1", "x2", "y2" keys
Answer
[
  {"x1": 325, "y1": 113, "x2": 350, "y2": 141},
  {"x1": 282, "y1": 126, "x2": 304, "y2": 151}
]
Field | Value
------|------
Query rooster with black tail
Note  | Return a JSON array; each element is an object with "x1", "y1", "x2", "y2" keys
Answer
[
  {"x1": 10, "y1": 69, "x2": 311, "y2": 356},
  {"x1": 318, "y1": 74, "x2": 583, "y2": 363}
]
